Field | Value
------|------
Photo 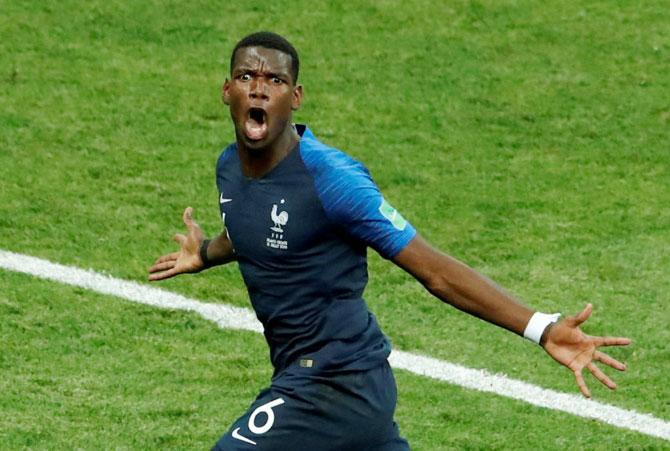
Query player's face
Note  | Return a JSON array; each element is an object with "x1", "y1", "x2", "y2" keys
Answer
[{"x1": 223, "y1": 46, "x2": 302, "y2": 151}]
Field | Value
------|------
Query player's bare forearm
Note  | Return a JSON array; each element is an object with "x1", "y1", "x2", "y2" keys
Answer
[
  {"x1": 393, "y1": 234, "x2": 631, "y2": 398},
  {"x1": 203, "y1": 231, "x2": 237, "y2": 266},
  {"x1": 393, "y1": 234, "x2": 533, "y2": 336}
]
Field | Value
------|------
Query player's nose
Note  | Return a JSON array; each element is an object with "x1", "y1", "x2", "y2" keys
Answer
[{"x1": 249, "y1": 78, "x2": 269, "y2": 100}]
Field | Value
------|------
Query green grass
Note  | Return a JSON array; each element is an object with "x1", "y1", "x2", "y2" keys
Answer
[
  {"x1": 1, "y1": 0, "x2": 669, "y2": 448},
  {"x1": 0, "y1": 271, "x2": 269, "y2": 448}
]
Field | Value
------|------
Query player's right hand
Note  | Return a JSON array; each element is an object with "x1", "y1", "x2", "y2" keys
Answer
[{"x1": 148, "y1": 207, "x2": 205, "y2": 281}]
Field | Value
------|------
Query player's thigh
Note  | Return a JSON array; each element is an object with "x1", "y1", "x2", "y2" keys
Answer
[
  {"x1": 212, "y1": 363, "x2": 407, "y2": 450},
  {"x1": 365, "y1": 423, "x2": 410, "y2": 451},
  {"x1": 211, "y1": 384, "x2": 326, "y2": 450}
]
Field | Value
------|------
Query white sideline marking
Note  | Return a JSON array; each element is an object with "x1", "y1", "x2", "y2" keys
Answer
[{"x1": 0, "y1": 249, "x2": 668, "y2": 441}]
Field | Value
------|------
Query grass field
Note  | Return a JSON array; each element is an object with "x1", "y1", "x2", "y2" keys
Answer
[{"x1": 1, "y1": 0, "x2": 669, "y2": 449}]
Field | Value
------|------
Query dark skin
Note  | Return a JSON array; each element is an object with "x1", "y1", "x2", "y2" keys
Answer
[
  {"x1": 222, "y1": 46, "x2": 303, "y2": 178},
  {"x1": 149, "y1": 46, "x2": 631, "y2": 398}
]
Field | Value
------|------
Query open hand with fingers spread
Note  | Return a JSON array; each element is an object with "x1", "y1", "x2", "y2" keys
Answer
[
  {"x1": 542, "y1": 303, "x2": 631, "y2": 398},
  {"x1": 148, "y1": 207, "x2": 205, "y2": 281}
]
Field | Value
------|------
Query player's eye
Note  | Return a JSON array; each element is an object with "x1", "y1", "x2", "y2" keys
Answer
[
  {"x1": 240, "y1": 74, "x2": 252, "y2": 81},
  {"x1": 271, "y1": 77, "x2": 283, "y2": 84}
]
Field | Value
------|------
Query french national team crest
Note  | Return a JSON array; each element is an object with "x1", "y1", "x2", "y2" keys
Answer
[{"x1": 266, "y1": 199, "x2": 289, "y2": 250}]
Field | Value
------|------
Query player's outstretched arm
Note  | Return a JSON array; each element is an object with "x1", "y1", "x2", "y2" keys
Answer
[
  {"x1": 392, "y1": 234, "x2": 631, "y2": 397},
  {"x1": 148, "y1": 207, "x2": 235, "y2": 281},
  {"x1": 393, "y1": 234, "x2": 535, "y2": 334}
]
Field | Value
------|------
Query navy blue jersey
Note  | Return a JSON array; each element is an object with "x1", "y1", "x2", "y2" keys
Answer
[{"x1": 216, "y1": 125, "x2": 416, "y2": 375}]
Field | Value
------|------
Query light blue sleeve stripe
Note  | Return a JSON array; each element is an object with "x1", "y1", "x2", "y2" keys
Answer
[{"x1": 300, "y1": 134, "x2": 416, "y2": 259}]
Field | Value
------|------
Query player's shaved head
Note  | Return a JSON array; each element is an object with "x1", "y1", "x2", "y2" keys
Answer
[{"x1": 231, "y1": 31, "x2": 300, "y2": 84}]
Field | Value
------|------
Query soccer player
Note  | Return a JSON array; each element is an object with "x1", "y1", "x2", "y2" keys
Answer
[{"x1": 148, "y1": 31, "x2": 631, "y2": 450}]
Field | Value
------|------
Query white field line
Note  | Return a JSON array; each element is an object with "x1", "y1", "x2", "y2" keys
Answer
[{"x1": 0, "y1": 249, "x2": 668, "y2": 442}]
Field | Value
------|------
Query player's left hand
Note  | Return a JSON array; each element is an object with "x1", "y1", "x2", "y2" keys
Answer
[{"x1": 542, "y1": 303, "x2": 631, "y2": 398}]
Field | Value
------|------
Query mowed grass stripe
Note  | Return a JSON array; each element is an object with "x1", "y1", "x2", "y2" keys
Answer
[{"x1": 1, "y1": 249, "x2": 667, "y2": 441}]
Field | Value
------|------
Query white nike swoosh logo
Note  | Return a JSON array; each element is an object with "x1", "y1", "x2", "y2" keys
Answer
[
  {"x1": 232, "y1": 427, "x2": 256, "y2": 445},
  {"x1": 219, "y1": 194, "x2": 233, "y2": 204}
]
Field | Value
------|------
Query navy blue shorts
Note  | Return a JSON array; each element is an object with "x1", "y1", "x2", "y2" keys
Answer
[{"x1": 212, "y1": 360, "x2": 409, "y2": 450}]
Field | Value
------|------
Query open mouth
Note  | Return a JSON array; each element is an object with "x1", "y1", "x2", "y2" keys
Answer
[{"x1": 244, "y1": 107, "x2": 268, "y2": 141}]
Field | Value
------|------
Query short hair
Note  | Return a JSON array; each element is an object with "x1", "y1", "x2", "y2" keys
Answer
[{"x1": 230, "y1": 31, "x2": 300, "y2": 84}]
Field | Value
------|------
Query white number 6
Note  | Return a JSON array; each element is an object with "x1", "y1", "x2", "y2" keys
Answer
[{"x1": 248, "y1": 397, "x2": 285, "y2": 435}]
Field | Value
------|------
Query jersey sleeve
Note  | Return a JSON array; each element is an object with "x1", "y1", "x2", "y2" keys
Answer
[{"x1": 302, "y1": 143, "x2": 416, "y2": 259}]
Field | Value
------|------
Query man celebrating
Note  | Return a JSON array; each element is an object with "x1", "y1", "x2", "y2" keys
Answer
[{"x1": 149, "y1": 31, "x2": 630, "y2": 450}]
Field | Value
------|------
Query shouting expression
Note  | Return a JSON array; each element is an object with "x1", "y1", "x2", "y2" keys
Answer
[{"x1": 223, "y1": 46, "x2": 303, "y2": 151}]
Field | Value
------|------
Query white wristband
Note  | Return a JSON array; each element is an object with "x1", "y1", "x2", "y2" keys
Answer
[{"x1": 524, "y1": 312, "x2": 561, "y2": 344}]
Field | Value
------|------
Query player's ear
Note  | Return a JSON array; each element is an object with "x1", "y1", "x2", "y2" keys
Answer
[
  {"x1": 291, "y1": 84, "x2": 303, "y2": 111},
  {"x1": 222, "y1": 79, "x2": 231, "y2": 105}
]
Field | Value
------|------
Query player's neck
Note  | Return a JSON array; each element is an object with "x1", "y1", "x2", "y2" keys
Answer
[{"x1": 237, "y1": 125, "x2": 300, "y2": 179}]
